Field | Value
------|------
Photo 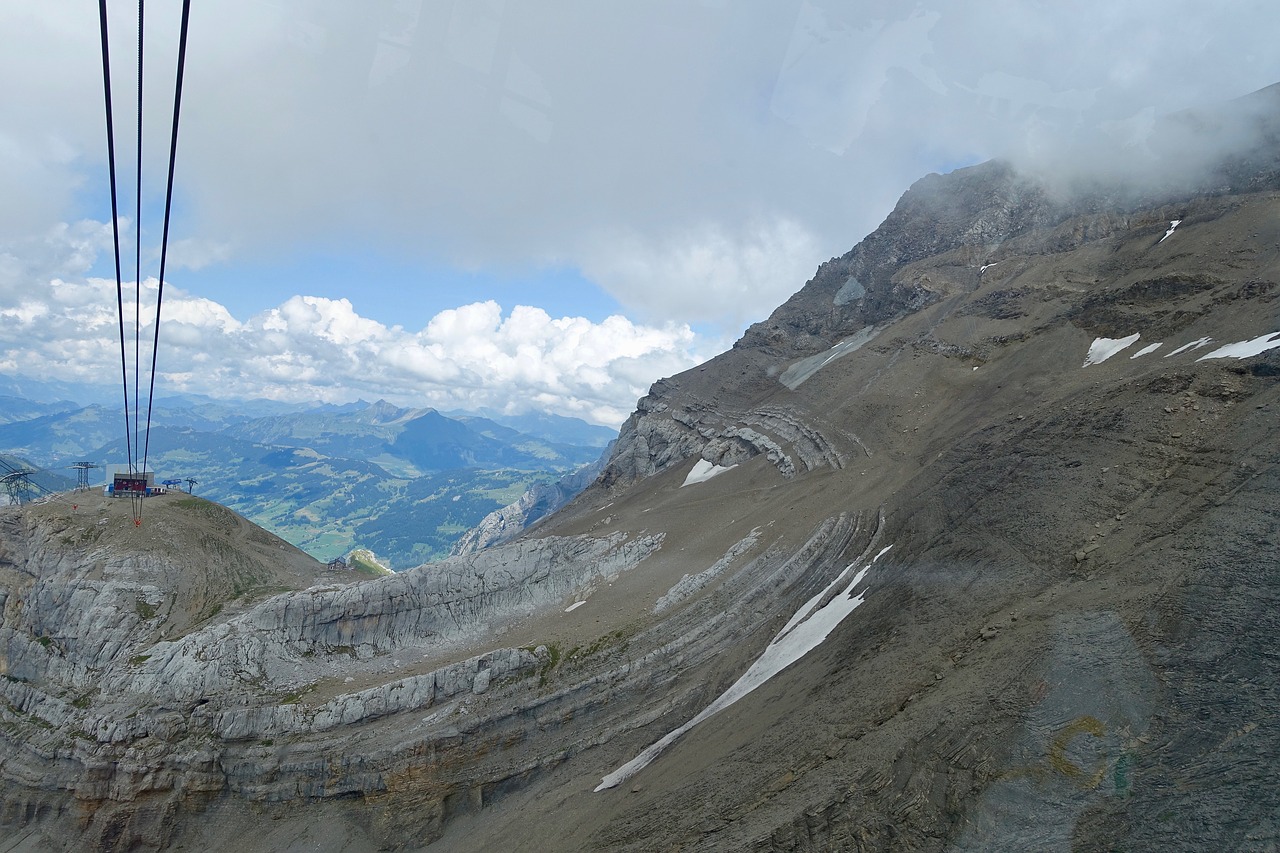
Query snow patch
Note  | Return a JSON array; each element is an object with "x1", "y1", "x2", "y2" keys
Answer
[
  {"x1": 1164, "y1": 336, "x2": 1213, "y2": 357},
  {"x1": 681, "y1": 459, "x2": 737, "y2": 487},
  {"x1": 979, "y1": 262, "x2": 998, "y2": 273},
  {"x1": 595, "y1": 551, "x2": 884, "y2": 792},
  {"x1": 1083, "y1": 333, "x2": 1141, "y2": 367},
  {"x1": 779, "y1": 325, "x2": 881, "y2": 390},
  {"x1": 564, "y1": 600, "x2": 586, "y2": 613},
  {"x1": 1129, "y1": 342, "x2": 1163, "y2": 359},
  {"x1": 1158, "y1": 219, "x2": 1182, "y2": 243},
  {"x1": 1196, "y1": 331, "x2": 1280, "y2": 361}
]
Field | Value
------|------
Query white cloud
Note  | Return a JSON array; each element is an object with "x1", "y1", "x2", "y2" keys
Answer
[
  {"x1": 578, "y1": 217, "x2": 821, "y2": 332},
  {"x1": 771, "y1": 4, "x2": 943, "y2": 155},
  {"x1": 166, "y1": 237, "x2": 233, "y2": 272},
  {"x1": 0, "y1": 226, "x2": 707, "y2": 427},
  {"x1": 0, "y1": 220, "x2": 114, "y2": 300}
]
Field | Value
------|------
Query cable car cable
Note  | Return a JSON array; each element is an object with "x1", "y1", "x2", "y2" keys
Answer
[
  {"x1": 96, "y1": 0, "x2": 192, "y2": 524},
  {"x1": 134, "y1": 0, "x2": 144, "y2": 481},
  {"x1": 96, "y1": 0, "x2": 135, "y2": 480},
  {"x1": 140, "y1": 0, "x2": 191, "y2": 483}
]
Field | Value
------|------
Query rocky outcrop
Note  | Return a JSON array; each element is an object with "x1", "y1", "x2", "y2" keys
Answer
[
  {"x1": 451, "y1": 444, "x2": 614, "y2": 556},
  {"x1": 653, "y1": 527, "x2": 762, "y2": 614},
  {"x1": 1, "y1": 505, "x2": 660, "y2": 711},
  {"x1": 209, "y1": 645, "x2": 541, "y2": 740},
  {"x1": 602, "y1": 389, "x2": 859, "y2": 488},
  {"x1": 116, "y1": 531, "x2": 658, "y2": 704},
  {"x1": 593, "y1": 160, "x2": 1062, "y2": 491},
  {"x1": 0, "y1": 492, "x2": 870, "y2": 851},
  {"x1": 736, "y1": 160, "x2": 1059, "y2": 360}
]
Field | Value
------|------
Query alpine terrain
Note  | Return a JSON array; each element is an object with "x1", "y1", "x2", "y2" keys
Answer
[
  {"x1": 0, "y1": 398, "x2": 613, "y2": 568},
  {"x1": 1, "y1": 84, "x2": 1278, "y2": 851}
]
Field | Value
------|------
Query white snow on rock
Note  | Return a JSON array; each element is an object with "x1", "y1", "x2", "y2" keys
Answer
[
  {"x1": 681, "y1": 459, "x2": 737, "y2": 487},
  {"x1": 1158, "y1": 219, "x2": 1182, "y2": 243},
  {"x1": 779, "y1": 325, "x2": 881, "y2": 390},
  {"x1": 1164, "y1": 336, "x2": 1213, "y2": 357},
  {"x1": 594, "y1": 547, "x2": 889, "y2": 792},
  {"x1": 1130, "y1": 342, "x2": 1163, "y2": 359},
  {"x1": 1196, "y1": 331, "x2": 1280, "y2": 361},
  {"x1": 1083, "y1": 333, "x2": 1141, "y2": 367},
  {"x1": 564, "y1": 600, "x2": 587, "y2": 613}
]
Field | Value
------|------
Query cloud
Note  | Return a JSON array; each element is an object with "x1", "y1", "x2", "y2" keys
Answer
[
  {"x1": 576, "y1": 217, "x2": 821, "y2": 331},
  {"x1": 0, "y1": 220, "x2": 114, "y2": 299},
  {"x1": 2, "y1": 2, "x2": 1279, "y2": 340},
  {"x1": 166, "y1": 237, "x2": 233, "y2": 272},
  {"x1": 771, "y1": 4, "x2": 944, "y2": 155},
  {"x1": 0, "y1": 226, "x2": 708, "y2": 426}
]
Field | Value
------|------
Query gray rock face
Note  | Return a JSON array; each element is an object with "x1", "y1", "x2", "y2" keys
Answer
[
  {"x1": 0, "y1": 492, "x2": 868, "y2": 851},
  {"x1": 451, "y1": 444, "x2": 613, "y2": 556},
  {"x1": 118, "y1": 531, "x2": 660, "y2": 705},
  {"x1": 737, "y1": 160, "x2": 1058, "y2": 360},
  {"x1": 210, "y1": 646, "x2": 538, "y2": 740},
  {"x1": 3, "y1": 515, "x2": 659, "y2": 707},
  {"x1": 653, "y1": 527, "x2": 762, "y2": 614},
  {"x1": 0, "y1": 498, "x2": 676, "y2": 848},
  {"x1": 593, "y1": 161, "x2": 1059, "y2": 492},
  {"x1": 603, "y1": 390, "x2": 858, "y2": 488}
]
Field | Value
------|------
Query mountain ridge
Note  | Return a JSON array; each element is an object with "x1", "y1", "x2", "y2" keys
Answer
[
  {"x1": 1, "y1": 84, "x2": 1278, "y2": 852},
  {"x1": 593, "y1": 80, "x2": 1280, "y2": 493}
]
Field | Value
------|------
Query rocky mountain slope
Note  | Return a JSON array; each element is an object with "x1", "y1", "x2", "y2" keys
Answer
[
  {"x1": 1, "y1": 86, "x2": 1278, "y2": 851},
  {"x1": 450, "y1": 442, "x2": 613, "y2": 556}
]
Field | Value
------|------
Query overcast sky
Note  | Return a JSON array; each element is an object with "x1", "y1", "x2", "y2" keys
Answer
[{"x1": 2, "y1": 1, "x2": 1278, "y2": 425}]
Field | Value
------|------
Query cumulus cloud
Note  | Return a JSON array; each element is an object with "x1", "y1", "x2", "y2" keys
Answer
[{"x1": 0, "y1": 227, "x2": 706, "y2": 426}]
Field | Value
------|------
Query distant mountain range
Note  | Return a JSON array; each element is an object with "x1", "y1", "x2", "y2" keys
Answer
[
  {"x1": 0, "y1": 395, "x2": 79, "y2": 426},
  {"x1": 0, "y1": 392, "x2": 615, "y2": 566}
]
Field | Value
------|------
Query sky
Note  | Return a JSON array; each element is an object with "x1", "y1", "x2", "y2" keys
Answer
[{"x1": 1, "y1": 1, "x2": 1278, "y2": 427}]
